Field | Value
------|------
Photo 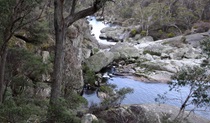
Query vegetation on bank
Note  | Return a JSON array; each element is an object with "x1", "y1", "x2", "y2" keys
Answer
[
  {"x1": 104, "y1": 0, "x2": 210, "y2": 39},
  {"x1": 155, "y1": 37, "x2": 210, "y2": 121}
]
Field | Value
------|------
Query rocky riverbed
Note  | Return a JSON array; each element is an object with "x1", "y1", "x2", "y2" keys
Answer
[
  {"x1": 81, "y1": 17, "x2": 210, "y2": 123},
  {"x1": 85, "y1": 28, "x2": 210, "y2": 83}
]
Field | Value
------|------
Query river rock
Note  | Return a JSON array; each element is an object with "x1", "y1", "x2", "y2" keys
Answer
[
  {"x1": 98, "y1": 92, "x2": 109, "y2": 100},
  {"x1": 137, "y1": 36, "x2": 154, "y2": 43},
  {"x1": 100, "y1": 27, "x2": 127, "y2": 41},
  {"x1": 141, "y1": 60, "x2": 177, "y2": 73},
  {"x1": 185, "y1": 32, "x2": 210, "y2": 48},
  {"x1": 85, "y1": 51, "x2": 115, "y2": 72},
  {"x1": 96, "y1": 104, "x2": 210, "y2": 123},
  {"x1": 110, "y1": 42, "x2": 140, "y2": 59},
  {"x1": 139, "y1": 53, "x2": 154, "y2": 61},
  {"x1": 81, "y1": 113, "x2": 98, "y2": 123}
]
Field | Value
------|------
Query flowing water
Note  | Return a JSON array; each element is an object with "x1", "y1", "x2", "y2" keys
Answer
[
  {"x1": 87, "y1": 16, "x2": 116, "y2": 45},
  {"x1": 84, "y1": 16, "x2": 210, "y2": 120}
]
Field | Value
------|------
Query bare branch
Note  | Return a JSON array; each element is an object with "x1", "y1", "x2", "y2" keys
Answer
[
  {"x1": 65, "y1": 0, "x2": 114, "y2": 27},
  {"x1": 70, "y1": 0, "x2": 77, "y2": 15}
]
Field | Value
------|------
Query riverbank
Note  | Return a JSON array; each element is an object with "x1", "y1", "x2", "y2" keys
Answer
[{"x1": 85, "y1": 16, "x2": 210, "y2": 84}]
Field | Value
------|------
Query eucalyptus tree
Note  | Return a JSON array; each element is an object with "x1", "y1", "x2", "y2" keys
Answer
[
  {"x1": 169, "y1": 66, "x2": 210, "y2": 119},
  {"x1": 48, "y1": 0, "x2": 113, "y2": 122}
]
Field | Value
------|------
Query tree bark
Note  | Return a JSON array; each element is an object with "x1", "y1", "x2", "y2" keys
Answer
[
  {"x1": 50, "y1": 0, "x2": 65, "y2": 101},
  {"x1": 47, "y1": 0, "x2": 66, "y2": 122},
  {"x1": 0, "y1": 30, "x2": 12, "y2": 104},
  {"x1": 0, "y1": 46, "x2": 8, "y2": 103}
]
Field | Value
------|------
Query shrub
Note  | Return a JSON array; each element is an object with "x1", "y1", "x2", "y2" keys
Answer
[
  {"x1": 47, "y1": 98, "x2": 81, "y2": 123},
  {"x1": 130, "y1": 29, "x2": 137, "y2": 37},
  {"x1": 192, "y1": 21, "x2": 210, "y2": 33},
  {"x1": 201, "y1": 38, "x2": 210, "y2": 59},
  {"x1": 82, "y1": 64, "x2": 96, "y2": 86},
  {"x1": 167, "y1": 32, "x2": 175, "y2": 38},
  {"x1": 99, "y1": 85, "x2": 113, "y2": 93},
  {"x1": 169, "y1": 66, "x2": 210, "y2": 117},
  {"x1": 120, "y1": 7, "x2": 133, "y2": 18},
  {"x1": 0, "y1": 96, "x2": 47, "y2": 122},
  {"x1": 141, "y1": 30, "x2": 147, "y2": 36}
]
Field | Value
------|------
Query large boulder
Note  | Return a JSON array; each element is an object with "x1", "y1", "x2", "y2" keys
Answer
[
  {"x1": 185, "y1": 32, "x2": 210, "y2": 48},
  {"x1": 97, "y1": 104, "x2": 210, "y2": 123},
  {"x1": 141, "y1": 60, "x2": 177, "y2": 73},
  {"x1": 137, "y1": 36, "x2": 154, "y2": 43},
  {"x1": 85, "y1": 43, "x2": 140, "y2": 72},
  {"x1": 85, "y1": 51, "x2": 115, "y2": 72},
  {"x1": 100, "y1": 27, "x2": 128, "y2": 41},
  {"x1": 110, "y1": 42, "x2": 140, "y2": 59}
]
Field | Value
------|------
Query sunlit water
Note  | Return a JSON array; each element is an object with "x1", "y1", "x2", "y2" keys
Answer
[{"x1": 87, "y1": 16, "x2": 116, "y2": 45}]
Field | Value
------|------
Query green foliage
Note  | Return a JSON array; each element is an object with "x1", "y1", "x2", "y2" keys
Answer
[
  {"x1": 167, "y1": 32, "x2": 175, "y2": 38},
  {"x1": 0, "y1": 0, "x2": 41, "y2": 35},
  {"x1": 47, "y1": 98, "x2": 81, "y2": 123},
  {"x1": 93, "y1": 48, "x2": 99, "y2": 54},
  {"x1": 99, "y1": 85, "x2": 113, "y2": 93},
  {"x1": 140, "y1": 30, "x2": 147, "y2": 36},
  {"x1": 0, "y1": 96, "x2": 47, "y2": 122},
  {"x1": 6, "y1": 48, "x2": 51, "y2": 82},
  {"x1": 83, "y1": 64, "x2": 96, "y2": 85},
  {"x1": 26, "y1": 19, "x2": 50, "y2": 44},
  {"x1": 65, "y1": 92, "x2": 88, "y2": 109},
  {"x1": 130, "y1": 29, "x2": 137, "y2": 37},
  {"x1": 201, "y1": 38, "x2": 210, "y2": 59},
  {"x1": 158, "y1": 30, "x2": 163, "y2": 34},
  {"x1": 89, "y1": 85, "x2": 133, "y2": 115},
  {"x1": 120, "y1": 7, "x2": 133, "y2": 18},
  {"x1": 100, "y1": 87, "x2": 133, "y2": 108},
  {"x1": 170, "y1": 66, "x2": 210, "y2": 109}
]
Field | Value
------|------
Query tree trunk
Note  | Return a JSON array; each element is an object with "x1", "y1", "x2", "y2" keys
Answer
[
  {"x1": 0, "y1": 46, "x2": 8, "y2": 104},
  {"x1": 48, "y1": 0, "x2": 108, "y2": 122},
  {"x1": 0, "y1": 31, "x2": 11, "y2": 104},
  {"x1": 47, "y1": 0, "x2": 66, "y2": 122},
  {"x1": 50, "y1": 0, "x2": 65, "y2": 100}
]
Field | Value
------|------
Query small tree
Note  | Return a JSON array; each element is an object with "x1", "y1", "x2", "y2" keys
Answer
[{"x1": 169, "y1": 66, "x2": 210, "y2": 118}]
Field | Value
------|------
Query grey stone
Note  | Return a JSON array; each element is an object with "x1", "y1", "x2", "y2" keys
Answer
[
  {"x1": 81, "y1": 113, "x2": 98, "y2": 123},
  {"x1": 110, "y1": 42, "x2": 140, "y2": 58},
  {"x1": 98, "y1": 104, "x2": 210, "y2": 123},
  {"x1": 85, "y1": 51, "x2": 115, "y2": 72}
]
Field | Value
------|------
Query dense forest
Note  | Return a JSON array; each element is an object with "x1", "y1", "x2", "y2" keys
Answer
[{"x1": 0, "y1": 0, "x2": 210, "y2": 123}]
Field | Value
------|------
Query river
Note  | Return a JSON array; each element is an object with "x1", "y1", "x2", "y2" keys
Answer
[{"x1": 84, "y1": 16, "x2": 210, "y2": 120}]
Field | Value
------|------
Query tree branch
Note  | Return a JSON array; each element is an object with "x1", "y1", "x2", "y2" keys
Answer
[
  {"x1": 65, "y1": 0, "x2": 114, "y2": 27},
  {"x1": 65, "y1": 6, "x2": 99, "y2": 27},
  {"x1": 70, "y1": 0, "x2": 77, "y2": 15}
]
